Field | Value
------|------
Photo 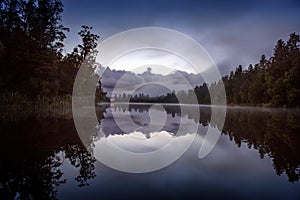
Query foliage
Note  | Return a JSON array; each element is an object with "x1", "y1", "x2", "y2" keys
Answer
[
  {"x1": 0, "y1": 0, "x2": 106, "y2": 101},
  {"x1": 115, "y1": 33, "x2": 299, "y2": 107},
  {"x1": 223, "y1": 33, "x2": 300, "y2": 107}
]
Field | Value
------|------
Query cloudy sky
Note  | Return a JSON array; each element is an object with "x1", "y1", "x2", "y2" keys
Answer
[{"x1": 61, "y1": 0, "x2": 300, "y2": 75}]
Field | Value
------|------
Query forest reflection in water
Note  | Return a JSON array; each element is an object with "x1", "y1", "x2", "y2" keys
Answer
[
  {"x1": 0, "y1": 104, "x2": 299, "y2": 199},
  {"x1": 0, "y1": 117, "x2": 96, "y2": 199},
  {"x1": 100, "y1": 104, "x2": 300, "y2": 182}
]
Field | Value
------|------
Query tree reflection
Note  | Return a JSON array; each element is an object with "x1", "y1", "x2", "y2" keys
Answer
[
  {"x1": 0, "y1": 117, "x2": 96, "y2": 199},
  {"x1": 65, "y1": 144, "x2": 96, "y2": 187},
  {"x1": 106, "y1": 104, "x2": 300, "y2": 182},
  {"x1": 0, "y1": 104, "x2": 299, "y2": 200},
  {"x1": 221, "y1": 108, "x2": 300, "y2": 183}
]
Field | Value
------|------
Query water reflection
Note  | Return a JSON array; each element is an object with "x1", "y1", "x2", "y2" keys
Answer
[
  {"x1": 0, "y1": 104, "x2": 299, "y2": 199},
  {"x1": 97, "y1": 104, "x2": 209, "y2": 138},
  {"x1": 0, "y1": 118, "x2": 95, "y2": 199},
  {"x1": 98, "y1": 104, "x2": 300, "y2": 182},
  {"x1": 223, "y1": 108, "x2": 300, "y2": 183}
]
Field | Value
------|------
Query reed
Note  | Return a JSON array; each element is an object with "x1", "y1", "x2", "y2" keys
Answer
[{"x1": 0, "y1": 92, "x2": 73, "y2": 121}]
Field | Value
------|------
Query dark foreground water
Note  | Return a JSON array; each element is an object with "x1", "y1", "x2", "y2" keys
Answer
[{"x1": 0, "y1": 104, "x2": 299, "y2": 200}]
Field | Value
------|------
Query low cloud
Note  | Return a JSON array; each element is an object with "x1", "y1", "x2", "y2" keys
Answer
[{"x1": 97, "y1": 66, "x2": 205, "y2": 98}]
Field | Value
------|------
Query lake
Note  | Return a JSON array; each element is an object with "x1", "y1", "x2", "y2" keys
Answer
[{"x1": 0, "y1": 104, "x2": 299, "y2": 200}]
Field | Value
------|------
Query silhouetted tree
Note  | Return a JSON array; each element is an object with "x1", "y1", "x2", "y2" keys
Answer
[
  {"x1": 0, "y1": 0, "x2": 108, "y2": 101},
  {"x1": 222, "y1": 33, "x2": 299, "y2": 107}
]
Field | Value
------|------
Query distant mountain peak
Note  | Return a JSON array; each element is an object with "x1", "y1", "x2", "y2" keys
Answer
[{"x1": 97, "y1": 66, "x2": 204, "y2": 98}]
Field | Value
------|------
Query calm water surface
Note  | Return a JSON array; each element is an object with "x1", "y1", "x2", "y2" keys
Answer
[{"x1": 0, "y1": 104, "x2": 299, "y2": 200}]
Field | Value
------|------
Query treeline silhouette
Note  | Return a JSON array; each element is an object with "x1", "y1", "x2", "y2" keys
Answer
[
  {"x1": 115, "y1": 33, "x2": 300, "y2": 107},
  {"x1": 1, "y1": 1, "x2": 299, "y2": 108},
  {"x1": 116, "y1": 91, "x2": 180, "y2": 104},
  {"x1": 223, "y1": 33, "x2": 300, "y2": 107},
  {"x1": 115, "y1": 83, "x2": 211, "y2": 104},
  {"x1": 0, "y1": 0, "x2": 106, "y2": 101}
]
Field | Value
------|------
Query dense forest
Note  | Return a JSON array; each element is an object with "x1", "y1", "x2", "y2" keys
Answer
[
  {"x1": 223, "y1": 33, "x2": 300, "y2": 107},
  {"x1": 116, "y1": 33, "x2": 300, "y2": 107},
  {"x1": 1, "y1": 1, "x2": 299, "y2": 108},
  {"x1": 0, "y1": 0, "x2": 106, "y2": 105}
]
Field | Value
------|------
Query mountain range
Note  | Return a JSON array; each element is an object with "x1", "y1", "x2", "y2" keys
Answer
[{"x1": 96, "y1": 66, "x2": 205, "y2": 98}]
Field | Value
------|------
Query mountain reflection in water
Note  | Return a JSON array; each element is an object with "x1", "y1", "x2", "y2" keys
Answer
[{"x1": 0, "y1": 104, "x2": 299, "y2": 199}]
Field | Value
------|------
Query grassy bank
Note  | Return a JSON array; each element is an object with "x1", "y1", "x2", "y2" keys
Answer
[{"x1": 0, "y1": 92, "x2": 72, "y2": 121}]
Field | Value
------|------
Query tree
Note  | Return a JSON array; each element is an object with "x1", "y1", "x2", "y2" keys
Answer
[
  {"x1": 59, "y1": 26, "x2": 100, "y2": 96},
  {"x1": 266, "y1": 33, "x2": 300, "y2": 106},
  {"x1": 0, "y1": 0, "x2": 69, "y2": 96},
  {"x1": 0, "y1": 0, "x2": 107, "y2": 100},
  {"x1": 222, "y1": 33, "x2": 299, "y2": 107},
  {"x1": 95, "y1": 78, "x2": 109, "y2": 103}
]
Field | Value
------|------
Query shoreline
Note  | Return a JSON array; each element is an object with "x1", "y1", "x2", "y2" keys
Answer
[
  {"x1": 1, "y1": 92, "x2": 299, "y2": 112},
  {"x1": 102, "y1": 102, "x2": 300, "y2": 110}
]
